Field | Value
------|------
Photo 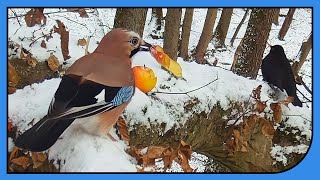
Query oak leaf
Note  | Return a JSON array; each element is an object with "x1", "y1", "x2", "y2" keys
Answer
[
  {"x1": 54, "y1": 20, "x2": 70, "y2": 60},
  {"x1": 11, "y1": 156, "x2": 30, "y2": 170},
  {"x1": 270, "y1": 103, "x2": 282, "y2": 123},
  {"x1": 41, "y1": 40, "x2": 47, "y2": 48},
  {"x1": 47, "y1": 53, "x2": 60, "y2": 72}
]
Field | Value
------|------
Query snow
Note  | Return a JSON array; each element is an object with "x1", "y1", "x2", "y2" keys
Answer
[
  {"x1": 8, "y1": 8, "x2": 312, "y2": 172},
  {"x1": 271, "y1": 144, "x2": 309, "y2": 165}
]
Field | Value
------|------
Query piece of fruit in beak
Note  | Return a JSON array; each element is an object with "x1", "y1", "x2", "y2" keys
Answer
[
  {"x1": 150, "y1": 45, "x2": 182, "y2": 78},
  {"x1": 132, "y1": 65, "x2": 157, "y2": 93}
]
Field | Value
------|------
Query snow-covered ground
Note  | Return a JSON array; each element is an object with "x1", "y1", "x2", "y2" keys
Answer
[{"x1": 8, "y1": 8, "x2": 312, "y2": 172}]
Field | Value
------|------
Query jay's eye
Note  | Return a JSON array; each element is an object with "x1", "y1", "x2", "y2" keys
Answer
[{"x1": 129, "y1": 36, "x2": 140, "y2": 48}]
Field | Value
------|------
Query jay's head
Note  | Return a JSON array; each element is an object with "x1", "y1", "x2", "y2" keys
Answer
[
  {"x1": 94, "y1": 28, "x2": 152, "y2": 59},
  {"x1": 126, "y1": 31, "x2": 152, "y2": 58}
]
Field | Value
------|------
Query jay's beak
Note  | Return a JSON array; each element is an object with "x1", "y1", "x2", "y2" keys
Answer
[{"x1": 139, "y1": 41, "x2": 152, "y2": 51}]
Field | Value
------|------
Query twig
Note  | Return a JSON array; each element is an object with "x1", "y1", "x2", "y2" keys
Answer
[
  {"x1": 283, "y1": 114, "x2": 311, "y2": 122},
  {"x1": 9, "y1": 9, "x2": 21, "y2": 26},
  {"x1": 149, "y1": 76, "x2": 219, "y2": 95},
  {"x1": 297, "y1": 88, "x2": 312, "y2": 102},
  {"x1": 29, "y1": 33, "x2": 51, "y2": 47},
  {"x1": 300, "y1": 80, "x2": 312, "y2": 94},
  {"x1": 50, "y1": 15, "x2": 89, "y2": 31},
  {"x1": 8, "y1": 9, "x2": 95, "y2": 19},
  {"x1": 85, "y1": 36, "x2": 91, "y2": 55}
]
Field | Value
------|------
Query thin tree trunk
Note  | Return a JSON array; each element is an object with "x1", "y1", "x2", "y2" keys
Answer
[
  {"x1": 194, "y1": 8, "x2": 218, "y2": 64},
  {"x1": 232, "y1": 8, "x2": 273, "y2": 79},
  {"x1": 179, "y1": 8, "x2": 194, "y2": 60},
  {"x1": 152, "y1": 8, "x2": 163, "y2": 30},
  {"x1": 278, "y1": 8, "x2": 296, "y2": 40},
  {"x1": 212, "y1": 8, "x2": 233, "y2": 48},
  {"x1": 230, "y1": 9, "x2": 250, "y2": 47},
  {"x1": 295, "y1": 33, "x2": 312, "y2": 74},
  {"x1": 163, "y1": 8, "x2": 182, "y2": 61},
  {"x1": 272, "y1": 8, "x2": 280, "y2": 25},
  {"x1": 113, "y1": 8, "x2": 148, "y2": 37}
]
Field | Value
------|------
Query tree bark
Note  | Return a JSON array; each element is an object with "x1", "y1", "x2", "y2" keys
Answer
[
  {"x1": 212, "y1": 8, "x2": 233, "y2": 48},
  {"x1": 152, "y1": 8, "x2": 163, "y2": 30},
  {"x1": 295, "y1": 33, "x2": 312, "y2": 74},
  {"x1": 278, "y1": 8, "x2": 296, "y2": 40},
  {"x1": 179, "y1": 8, "x2": 194, "y2": 60},
  {"x1": 272, "y1": 8, "x2": 280, "y2": 25},
  {"x1": 194, "y1": 8, "x2": 218, "y2": 64},
  {"x1": 113, "y1": 8, "x2": 148, "y2": 37},
  {"x1": 230, "y1": 9, "x2": 250, "y2": 47},
  {"x1": 232, "y1": 8, "x2": 273, "y2": 79},
  {"x1": 163, "y1": 8, "x2": 182, "y2": 61}
]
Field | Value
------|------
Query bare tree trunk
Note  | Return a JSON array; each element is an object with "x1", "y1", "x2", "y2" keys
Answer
[
  {"x1": 278, "y1": 8, "x2": 296, "y2": 40},
  {"x1": 152, "y1": 8, "x2": 163, "y2": 30},
  {"x1": 212, "y1": 8, "x2": 233, "y2": 48},
  {"x1": 272, "y1": 8, "x2": 280, "y2": 25},
  {"x1": 163, "y1": 8, "x2": 182, "y2": 61},
  {"x1": 295, "y1": 33, "x2": 312, "y2": 74},
  {"x1": 230, "y1": 9, "x2": 250, "y2": 47},
  {"x1": 114, "y1": 8, "x2": 148, "y2": 37},
  {"x1": 194, "y1": 8, "x2": 218, "y2": 64},
  {"x1": 179, "y1": 8, "x2": 194, "y2": 60},
  {"x1": 232, "y1": 8, "x2": 273, "y2": 79}
]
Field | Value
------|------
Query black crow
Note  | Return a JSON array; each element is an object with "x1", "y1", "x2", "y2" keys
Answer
[{"x1": 261, "y1": 45, "x2": 302, "y2": 107}]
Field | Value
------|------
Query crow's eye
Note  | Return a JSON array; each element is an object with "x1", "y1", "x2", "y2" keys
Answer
[{"x1": 129, "y1": 36, "x2": 139, "y2": 48}]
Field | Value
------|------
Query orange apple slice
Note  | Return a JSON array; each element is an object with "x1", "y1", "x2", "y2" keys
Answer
[{"x1": 150, "y1": 45, "x2": 182, "y2": 78}]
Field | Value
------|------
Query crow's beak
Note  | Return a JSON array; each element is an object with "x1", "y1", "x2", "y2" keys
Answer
[{"x1": 139, "y1": 41, "x2": 152, "y2": 51}]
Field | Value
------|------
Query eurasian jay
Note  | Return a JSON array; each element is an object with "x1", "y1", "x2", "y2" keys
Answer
[{"x1": 14, "y1": 28, "x2": 152, "y2": 152}]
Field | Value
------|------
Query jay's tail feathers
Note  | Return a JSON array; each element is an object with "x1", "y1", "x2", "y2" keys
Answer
[{"x1": 14, "y1": 116, "x2": 75, "y2": 152}]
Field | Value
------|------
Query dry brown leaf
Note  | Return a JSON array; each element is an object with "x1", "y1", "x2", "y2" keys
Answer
[
  {"x1": 162, "y1": 147, "x2": 174, "y2": 170},
  {"x1": 41, "y1": 40, "x2": 47, "y2": 48},
  {"x1": 252, "y1": 85, "x2": 262, "y2": 100},
  {"x1": 31, "y1": 152, "x2": 47, "y2": 168},
  {"x1": 270, "y1": 103, "x2": 282, "y2": 123},
  {"x1": 8, "y1": 62, "x2": 19, "y2": 87},
  {"x1": 78, "y1": 8, "x2": 89, "y2": 18},
  {"x1": 176, "y1": 150, "x2": 193, "y2": 172},
  {"x1": 116, "y1": 116, "x2": 129, "y2": 144},
  {"x1": 25, "y1": 8, "x2": 46, "y2": 27},
  {"x1": 9, "y1": 146, "x2": 19, "y2": 161},
  {"x1": 8, "y1": 86, "x2": 16, "y2": 94},
  {"x1": 136, "y1": 166, "x2": 155, "y2": 172},
  {"x1": 255, "y1": 100, "x2": 267, "y2": 113},
  {"x1": 179, "y1": 140, "x2": 192, "y2": 160},
  {"x1": 20, "y1": 47, "x2": 30, "y2": 60},
  {"x1": 11, "y1": 156, "x2": 30, "y2": 169},
  {"x1": 54, "y1": 20, "x2": 70, "y2": 60},
  {"x1": 261, "y1": 120, "x2": 275, "y2": 139},
  {"x1": 233, "y1": 129, "x2": 241, "y2": 139},
  {"x1": 246, "y1": 114, "x2": 257, "y2": 129},
  {"x1": 78, "y1": 38, "x2": 87, "y2": 46},
  {"x1": 145, "y1": 146, "x2": 167, "y2": 159},
  {"x1": 47, "y1": 53, "x2": 60, "y2": 72},
  {"x1": 66, "y1": 8, "x2": 89, "y2": 18},
  {"x1": 26, "y1": 54, "x2": 38, "y2": 68},
  {"x1": 280, "y1": 96, "x2": 294, "y2": 108}
]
